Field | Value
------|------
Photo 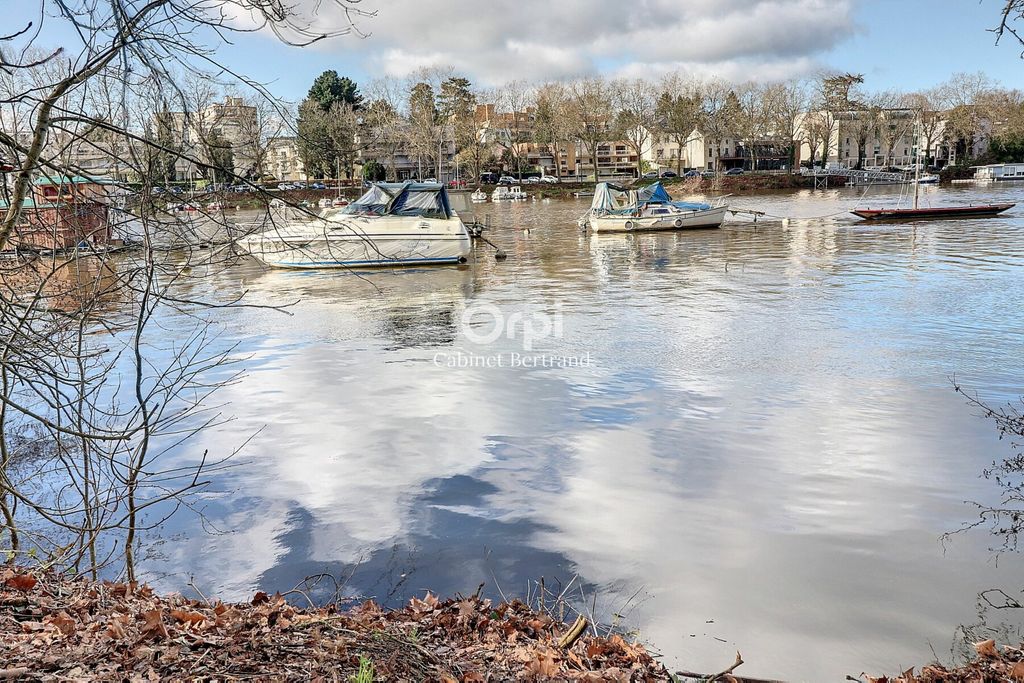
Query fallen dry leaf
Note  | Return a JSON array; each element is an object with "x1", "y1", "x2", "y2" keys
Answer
[
  {"x1": 141, "y1": 609, "x2": 168, "y2": 639},
  {"x1": 44, "y1": 611, "x2": 76, "y2": 637},
  {"x1": 169, "y1": 609, "x2": 206, "y2": 625},
  {"x1": 975, "y1": 639, "x2": 999, "y2": 658},
  {"x1": 526, "y1": 649, "x2": 561, "y2": 678},
  {"x1": 5, "y1": 574, "x2": 37, "y2": 592}
]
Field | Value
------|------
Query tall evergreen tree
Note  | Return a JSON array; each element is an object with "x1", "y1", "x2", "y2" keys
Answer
[{"x1": 307, "y1": 70, "x2": 362, "y2": 111}]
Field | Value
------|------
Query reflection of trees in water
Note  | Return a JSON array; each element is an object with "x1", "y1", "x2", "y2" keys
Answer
[
  {"x1": 378, "y1": 303, "x2": 460, "y2": 350},
  {"x1": 948, "y1": 384, "x2": 1024, "y2": 551},
  {"x1": 946, "y1": 384, "x2": 1024, "y2": 660}
]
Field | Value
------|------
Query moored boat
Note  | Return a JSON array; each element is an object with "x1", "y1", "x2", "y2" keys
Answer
[
  {"x1": 852, "y1": 117, "x2": 1014, "y2": 221},
  {"x1": 238, "y1": 182, "x2": 471, "y2": 269},
  {"x1": 851, "y1": 203, "x2": 1015, "y2": 220},
  {"x1": 492, "y1": 185, "x2": 527, "y2": 201},
  {"x1": 579, "y1": 181, "x2": 728, "y2": 232},
  {"x1": 471, "y1": 188, "x2": 487, "y2": 202}
]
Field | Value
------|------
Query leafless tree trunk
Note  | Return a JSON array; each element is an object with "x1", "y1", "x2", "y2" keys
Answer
[{"x1": 0, "y1": 0, "x2": 371, "y2": 580}]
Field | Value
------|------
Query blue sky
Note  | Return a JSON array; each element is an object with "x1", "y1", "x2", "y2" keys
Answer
[{"x1": 14, "y1": 0, "x2": 1024, "y2": 101}]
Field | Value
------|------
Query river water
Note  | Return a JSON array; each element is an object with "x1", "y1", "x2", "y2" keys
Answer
[{"x1": 144, "y1": 182, "x2": 1024, "y2": 681}]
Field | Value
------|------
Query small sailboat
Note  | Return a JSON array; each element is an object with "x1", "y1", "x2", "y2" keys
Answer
[{"x1": 578, "y1": 181, "x2": 728, "y2": 232}]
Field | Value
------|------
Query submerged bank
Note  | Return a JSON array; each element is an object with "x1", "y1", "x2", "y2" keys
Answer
[{"x1": 0, "y1": 568, "x2": 669, "y2": 680}]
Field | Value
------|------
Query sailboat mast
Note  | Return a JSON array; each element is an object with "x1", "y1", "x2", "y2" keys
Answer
[{"x1": 913, "y1": 114, "x2": 921, "y2": 210}]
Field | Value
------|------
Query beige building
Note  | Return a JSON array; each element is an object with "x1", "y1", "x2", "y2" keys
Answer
[
  {"x1": 150, "y1": 96, "x2": 258, "y2": 181},
  {"x1": 643, "y1": 128, "x2": 789, "y2": 172},
  {"x1": 266, "y1": 136, "x2": 305, "y2": 181}
]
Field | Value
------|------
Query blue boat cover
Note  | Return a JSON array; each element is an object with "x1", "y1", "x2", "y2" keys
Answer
[{"x1": 636, "y1": 182, "x2": 672, "y2": 203}]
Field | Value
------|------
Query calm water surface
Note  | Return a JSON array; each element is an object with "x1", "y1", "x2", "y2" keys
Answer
[{"x1": 146, "y1": 182, "x2": 1024, "y2": 681}]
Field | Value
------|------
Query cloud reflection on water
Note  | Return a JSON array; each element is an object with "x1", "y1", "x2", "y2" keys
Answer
[{"x1": 144, "y1": 184, "x2": 1024, "y2": 680}]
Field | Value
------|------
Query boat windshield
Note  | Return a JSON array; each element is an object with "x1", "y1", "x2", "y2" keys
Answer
[
  {"x1": 390, "y1": 189, "x2": 449, "y2": 218},
  {"x1": 341, "y1": 183, "x2": 451, "y2": 218},
  {"x1": 342, "y1": 185, "x2": 395, "y2": 216}
]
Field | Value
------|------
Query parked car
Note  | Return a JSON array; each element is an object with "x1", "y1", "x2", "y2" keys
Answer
[
  {"x1": 724, "y1": 168, "x2": 745, "y2": 176},
  {"x1": 641, "y1": 170, "x2": 659, "y2": 179},
  {"x1": 479, "y1": 172, "x2": 499, "y2": 184},
  {"x1": 522, "y1": 176, "x2": 540, "y2": 184},
  {"x1": 310, "y1": 182, "x2": 326, "y2": 190},
  {"x1": 498, "y1": 175, "x2": 516, "y2": 184},
  {"x1": 277, "y1": 182, "x2": 295, "y2": 190},
  {"x1": 540, "y1": 175, "x2": 559, "y2": 184},
  {"x1": 660, "y1": 170, "x2": 678, "y2": 178},
  {"x1": 423, "y1": 177, "x2": 437, "y2": 184},
  {"x1": 683, "y1": 170, "x2": 702, "y2": 178}
]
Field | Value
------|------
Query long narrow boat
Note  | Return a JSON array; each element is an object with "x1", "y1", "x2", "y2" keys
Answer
[{"x1": 851, "y1": 203, "x2": 1015, "y2": 220}]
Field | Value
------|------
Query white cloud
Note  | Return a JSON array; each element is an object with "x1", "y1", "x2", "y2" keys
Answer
[{"x1": 303, "y1": 0, "x2": 857, "y2": 85}]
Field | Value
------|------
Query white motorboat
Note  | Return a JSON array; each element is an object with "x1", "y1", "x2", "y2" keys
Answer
[
  {"x1": 915, "y1": 174, "x2": 940, "y2": 184},
  {"x1": 492, "y1": 185, "x2": 528, "y2": 201},
  {"x1": 471, "y1": 188, "x2": 488, "y2": 202},
  {"x1": 238, "y1": 182, "x2": 472, "y2": 269},
  {"x1": 579, "y1": 181, "x2": 728, "y2": 232}
]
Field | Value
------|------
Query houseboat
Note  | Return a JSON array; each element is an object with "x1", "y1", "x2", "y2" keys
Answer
[
  {"x1": 0, "y1": 175, "x2": 126, "y2": 252},
  {"x1": 972, "y1": 163, "x2": 1024, "y2": 182}
]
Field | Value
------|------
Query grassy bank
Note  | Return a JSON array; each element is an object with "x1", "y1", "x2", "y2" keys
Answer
[{"x1": 0, "y1": 567, "x2": 668, "y2": 680}]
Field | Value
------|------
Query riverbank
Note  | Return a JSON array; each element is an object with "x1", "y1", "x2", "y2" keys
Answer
[
  {"x1": 0, "y1": 567, "x2": 669, "y2": 680},
  {"x1": 163, "y1": 173, "x2": 823, "y2": 211}
]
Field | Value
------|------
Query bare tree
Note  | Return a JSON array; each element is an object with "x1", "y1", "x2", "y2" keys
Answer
[
  {"x1": 906, "y1": 89, "x2": 945, "y2": 168},
  {"x1": 613, "y1": 78, "x2": 657, "y2": 177},
  {"x1": 700, "y1": 79, "x2": 736, "y2": 173},
  {"x1": 493, "y1": 80, "x2": 533, "y2": 179},
  {"x1": 532, "y1": 82, "x2": 572, "y2": 179},
  {"x1": 994, "y1": 0, "x2": 1024, "y2": 55},
  {"x1": 565, "y1": 77, "x2": 614, "y2": 181},
  {"x1": 656, "y1": 73, "x2": 704, "y2": 174},
  {"x1": 766, "y1": 79, "x2": 809, "y2": 171},
  {"x1": 939, "y1": 72, "x2": 997, "y2": 165},
  {"x1": 362, "y1": 78, "x2": 407, "y2": 181},
  {"x1": 0, "y1": 0, "x2": 372, "y2": 581},
  {"x1": 732, "y1": 82, "x2": 773, "y2": 171},
  {"x1": 235, "y1": 94, "x2": 289, "y2": 180}
]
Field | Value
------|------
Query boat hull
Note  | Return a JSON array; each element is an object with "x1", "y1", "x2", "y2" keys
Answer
[
  {"x1": 590, "y1": 206, "x2": 728, "y2": 232},
  {"x1": 239, "y1": 216, "x2": 472, "y2": 269},
  {"x1": 851, "y1": 203, "x2": 1015, "y2": 221}
]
